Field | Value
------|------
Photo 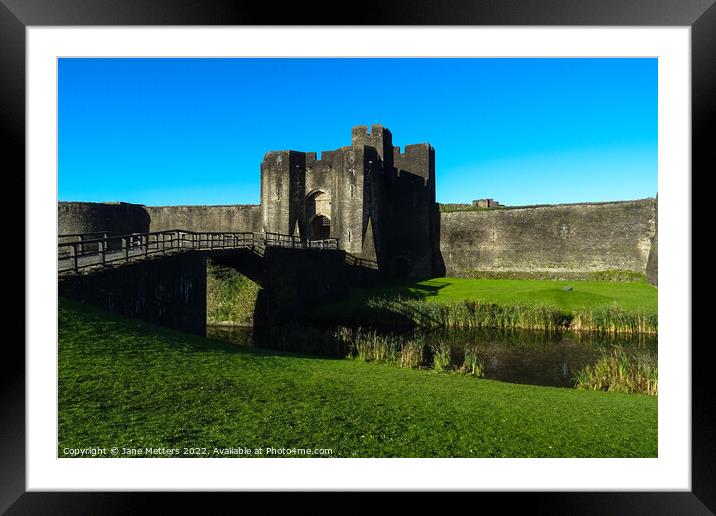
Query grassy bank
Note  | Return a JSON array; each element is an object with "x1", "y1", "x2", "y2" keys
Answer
[
  {"x1": 574, "y1": 346, "x2": 658, "y2": 395},
  {"x1": 206, "y1": 260, "x2": 260, "y2": 325},
  {"x1": 308, "y1": 277, "x2": 657, "y2": 334},
  {"x1": 59, "y1": 298, "x2": 657, "y2": 457},
  {"x1": 458, "y1": 269, "x2": 648, "y2": 282}
]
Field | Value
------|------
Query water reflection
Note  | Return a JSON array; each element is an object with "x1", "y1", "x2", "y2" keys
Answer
[
  {"x1": 206, "y1": 324, "x2": 657, "y2": 389},
  {"x1": 422, "y1": 327, "x2": 656, "y2": 388},
  {"x1": 206, "y1": 325, "x2": 253, "y2": 346}
]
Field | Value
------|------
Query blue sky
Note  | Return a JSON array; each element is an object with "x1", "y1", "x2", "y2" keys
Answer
[{"x1": 58, "y1": 58, "x2": 657, "y2": 206}]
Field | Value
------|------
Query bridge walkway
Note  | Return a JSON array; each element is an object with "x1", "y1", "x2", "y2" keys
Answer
[{"x1": 58, "y1": 229, "x2": 340, "y2": 274}]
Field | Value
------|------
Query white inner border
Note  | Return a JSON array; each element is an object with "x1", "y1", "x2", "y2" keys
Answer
[{"x1": 27, "y1": 27, "x2": 691, "y2": 491}]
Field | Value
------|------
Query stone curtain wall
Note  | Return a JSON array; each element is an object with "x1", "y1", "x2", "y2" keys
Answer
[
  {"x1": 58, "y1": 201, "x2": 150, "y2": 235},
  {"x1": 58, "y1": 197, "x2": 658, "y2": 284},
  {"x1": 439, "y1": 198, "x2": 657, "y2": 279},
  {"x1": 645, "y1": 194, "x2": 658, "y2": 285},
  {"x1": 59, "y1": 202, "x2": 262, "y2": 235},
  {"x1": 145, "y1": 205, "x2": 261, "y2": 233}
]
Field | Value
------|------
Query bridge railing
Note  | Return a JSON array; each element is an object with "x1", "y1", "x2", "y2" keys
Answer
[
  {"x1": 263, "y1": 232, "x2": 302, "y2": 248},
  {"x1": 191, "y1": 231, "x2": 256, "y2": 250},
  {"x1": 58, "y1": 229, "x2": 340, "y2": 274},
  {"x1": 345, "y1": 253, "x2": 379, "y2": 270},
  {"x1": 263, "y1": 231, "x2": 339, "y2": 250},
  {"x1": 306, "y1": 239, "x2": 340, "y2": 250},
  {"x1": 59, "y1": 230, "x2": 181, "y2": 272},
  {"x1": 58, "y1": 231, "x2": 123, "y2": 257}
]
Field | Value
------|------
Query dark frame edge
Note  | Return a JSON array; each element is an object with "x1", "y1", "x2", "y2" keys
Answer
[
  {"x1": 7, "y1": 0, "x2": 714, "y2": 513},
  {"x1": 691, "y1": 0, "x2": 716, "y2": 513},
  {"x1": 0, "y1": 0, "x2": 26, "y2": 515}
]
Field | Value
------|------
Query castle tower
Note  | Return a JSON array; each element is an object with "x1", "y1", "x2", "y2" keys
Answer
[
  {"x1": 260, "y1": 150, "x2": 306, "y2": 237},
  {"x1": 351, "y1": 124, "x2": 394, "y2": 168},
  {"x1": 259, "y1": 125, "x2": 443, "y2": 278}
]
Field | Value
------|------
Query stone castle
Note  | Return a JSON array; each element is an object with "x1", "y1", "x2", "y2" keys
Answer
[
  {"x1": 259, "y1": 124, "x2": 442, "y2": 277},
  {"x1": 59, "y1": 124, "x2": 658, "y2": 285}
]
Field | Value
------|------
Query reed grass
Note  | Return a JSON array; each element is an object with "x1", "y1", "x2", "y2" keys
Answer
[
  {"x1": 334, "y1": 296, "x2": 656, "y2": 335},
  {"x1": 309, "y1": 276, "x2": 656, "y2": 335},
  {"x1": 461, "y1": 344, "x2": 486, "y2": 378},
  {"x1": 399, "y1": 339, "x2": 424, "y2": 369},
  {"x1": 221, "y1": 322, "x2": 657, "y2": 395},
  {"x1": 573, "y1": 345, "x2": 658, "y2": 395},
  {"x1": 572, "y1": 305, "x2": 657, "y2": 335},
  {"x1": 336, "y1": 325, "x2": 657, "y2": 393},
  {"x1": 364, "y1": 297, "x2": 570, "y2": 332},
  {"x1": 430, "y1": 341, "x2": 453, "y2": 372},
  {"x1": 339, "y1": 327, "x2": 407, "y2": 367},
  {"x1": 337, "y1": 327, "x2": 482, "y2": 377}
]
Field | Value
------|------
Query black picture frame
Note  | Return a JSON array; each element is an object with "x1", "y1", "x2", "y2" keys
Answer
[{"x1": 5, "y1": 0, "x2": 711, "y2": 511}]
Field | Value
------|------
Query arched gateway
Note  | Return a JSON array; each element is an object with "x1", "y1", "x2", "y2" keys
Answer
[{"x1": 306, "y1": 190, "x2": 331, "y2": 240}]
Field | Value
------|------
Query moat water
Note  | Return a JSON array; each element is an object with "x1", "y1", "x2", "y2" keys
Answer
[{"x1": 206, "y1": 324, "x2": 657, "y2": 389}]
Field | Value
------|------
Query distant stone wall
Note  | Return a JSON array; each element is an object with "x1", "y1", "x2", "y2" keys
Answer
[
  {"x1": 645, "y1": 195, "x2": 658, "y2": 285},
  {"x1": 58, "y1": 202, "x2": 150, "y2": 236},
  {"x1": 146, "y1": 205, "x2": 261, "y2": 233},
  {"x1": 59, "y1": 202, "x2": 262, "y2": 236},
  {"x1": 439, "y1": 198, "x2": 657, "y2": 278},
  {"x1": 58, "y1": 197, "x2": 658, "y2": 285}
]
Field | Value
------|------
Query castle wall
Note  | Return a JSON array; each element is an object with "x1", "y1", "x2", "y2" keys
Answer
[
  {"x1": 59, "y1": 201, "x2": 150, "y2": 236},
  {"x1": 332, "y1": 146, "x2": 367, "y2": 254},
  {"x1": 385, "y1": 144, "x2": 439, "y2": 277},
  {"x1": 439, "y1": 198, "x2": 657, "y2": 277},
  {"x1": 255, "y1": 126, "x2": 440, "y2": 273},
  {"x1": 59, "y1": 201, "x2": 262, "y2": 237},
  {"x1": 645, "y1": 195, "x2": 658, "y2": 285},
  {"x1": 59, "y1": 127, "x2": 656, "y2": 284},
  {"x1": 360, "y1": 147, "x2": 382, "y2": 262},
  {"x1": 146, "y1": 204, "x2": 261, "y2": 233},
  {"x1": 305, "y1": 153, "x2": 335, "y2": 197},
  {"x1": 260, "y1": 150, "x2": 306, "y2": 236},
  {"x1": 305, "y1": 151, "x2": 340, "y2": 240}
]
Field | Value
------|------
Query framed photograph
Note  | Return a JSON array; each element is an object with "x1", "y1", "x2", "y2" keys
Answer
[{"x1": 7, "y1": 0, "x2": 711, "y2": 510}]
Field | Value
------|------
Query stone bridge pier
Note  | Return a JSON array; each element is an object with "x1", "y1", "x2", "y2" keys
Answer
[
  {"x1": 59, "y1": 251, "x2": 209, "y2": 335},
  {"x1": 254, "y1": 247, "x2": 350, "y2": 328},
  {"x1": 58, "y1": 246, "x2": 355, "y2": 335}
]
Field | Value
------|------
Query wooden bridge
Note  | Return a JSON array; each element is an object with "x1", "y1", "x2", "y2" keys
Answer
[
  {"x1": 58, "y1": 229, "x2": 341, "y2": 274},
  {"x1": 58, "y1": 229, "x2": 380, "y2": 334}
]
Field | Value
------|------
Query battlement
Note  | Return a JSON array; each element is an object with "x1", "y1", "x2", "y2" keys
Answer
[
  {"x1": 351, "y1": 124, "x2": 393, "y2": 159},
  {"x1": 304, "y1": 150, "x2": 345, "y2": 174},
  {"x1": 351, "y1": 124, "x2": 389, "y2": 141},
  {"x1": 393, "y1": 143, "x2": 434, "y2": 161},
  {"x1": 393, "y1": 143, "x2": 434, "y2": 185},
  {"x1": 351, "y1": 125, "x2": 369, "y2": 141}
]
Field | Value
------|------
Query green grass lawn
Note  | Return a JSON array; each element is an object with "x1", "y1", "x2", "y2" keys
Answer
[
  {"x1": 314, "y1": 277, "x2": 657, "y2": 318},
  {"x1": 59, "y1": 298, "x2": 657, "y2": 458}
]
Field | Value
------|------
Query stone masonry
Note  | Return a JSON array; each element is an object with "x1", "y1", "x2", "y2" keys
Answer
[{"x1": 259, "y1": 124, "x2": 443, "y2": 278}]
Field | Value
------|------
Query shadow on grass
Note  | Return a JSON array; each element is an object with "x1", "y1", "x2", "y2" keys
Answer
[
  {"x1": 367, "y1": 278, "x2": 452, "y2": 300},
  {"x1": 305, "y1": 278, "x2": 453, "y2": 325},
  {"x1": 58, "y1": 297, "x2": 345, "y2": 362}
]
